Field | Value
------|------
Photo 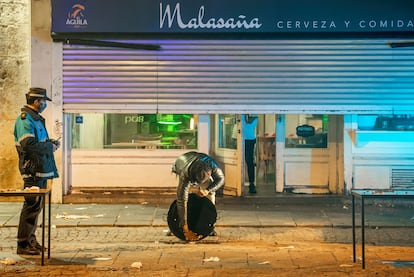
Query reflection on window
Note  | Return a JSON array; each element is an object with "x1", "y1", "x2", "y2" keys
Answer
[
  {"x1": 285, "y1": 114, "x2": 328, "y2": 148},
  {"x1": 71, "y1": 113, "x2": 197, "y2": 149},
  {"x1": 358, "y1": 114, "x2": 414, "y2": 131},
  {"x1": 218, "y1": 114, "x2": 237, "y2": 149}
]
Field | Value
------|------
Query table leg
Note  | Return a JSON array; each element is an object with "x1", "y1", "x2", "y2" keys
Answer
[
  {"x1": 361, "y1": 196, "x2": 365, "y2": 269},
  {"x1": 48, "y1": 192, "x2": 51, "y2": 259},
  {"x1": 41, "y1": 195, "x2": 45, "y2": 266},
  {"x1": 352, "y1": 195, "x2": 356, "y2": 263}
]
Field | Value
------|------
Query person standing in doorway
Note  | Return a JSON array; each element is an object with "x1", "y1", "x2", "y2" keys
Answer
[
  {"x1": 14, "y1": 87, "x2": 59, "y2": 255},
  {"x1": 243, "y1": 114, "x2": 258, "y2": 194}
]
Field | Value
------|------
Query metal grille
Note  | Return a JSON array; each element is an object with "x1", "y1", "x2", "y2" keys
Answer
[
  {"x1": 62, "y1": 39, "x2": 414, "y2": 114},
  {"x1": 392, "y1": 168, "x2": 414, "y2": 189}
]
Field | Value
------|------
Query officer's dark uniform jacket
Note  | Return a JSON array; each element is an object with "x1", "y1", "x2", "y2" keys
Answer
[
  {"x1": 14, "y1": 106, "x2": 58, "y2": 180},
  {"x1": 172, "y1": 151, "x2": 224, "y2": 227}
]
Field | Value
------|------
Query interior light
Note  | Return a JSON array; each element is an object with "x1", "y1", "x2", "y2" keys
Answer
[
  {"x1": 157, "y1": 120, "x2": 182, "y2": 125},
  {"x1": 190, "y1": 118, "x2": 195, "y2": 130}
]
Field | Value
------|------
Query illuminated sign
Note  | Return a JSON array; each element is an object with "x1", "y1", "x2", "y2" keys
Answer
[
  {"x1": 51, "y1": 0, "x2": 414, "y2": 36},
  {"x1": 65, "y1": 4, "x2": 88, "y2": 28}
]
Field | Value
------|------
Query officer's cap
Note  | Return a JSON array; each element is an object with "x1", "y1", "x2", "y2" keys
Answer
[{"x1": 26, "y1": 87, "x2": 52, "y2": 101}]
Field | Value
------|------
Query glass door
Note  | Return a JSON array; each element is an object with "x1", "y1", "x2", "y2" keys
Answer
[
  {"x1": 281, "y1": 114, "x2": 343, "y2": 194},
  {"x1": 213, "y1": 114, "x2": 243, "y2": 196}
]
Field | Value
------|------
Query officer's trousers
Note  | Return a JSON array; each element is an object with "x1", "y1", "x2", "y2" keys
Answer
[{"x1": 17, "y1": 176, "x2": 47, "y2": 245}]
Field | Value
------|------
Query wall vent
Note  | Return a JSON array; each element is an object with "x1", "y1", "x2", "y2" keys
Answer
[{"x1": 391, "y1": 168, "x2": 414, "y2": 189}]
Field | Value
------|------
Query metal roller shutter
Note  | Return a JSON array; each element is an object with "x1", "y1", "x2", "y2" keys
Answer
[{"x1": 62, "y1": 39, "x2": 414, "y2": 114}]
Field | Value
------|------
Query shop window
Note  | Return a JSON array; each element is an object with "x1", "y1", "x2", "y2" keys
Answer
[
  {"x1": 71, "y1": 113, "x2": 198, "y2": 149},
  {"x1": 358, "y1": 114, "x2": 414, "y2": 131},
  {"x1": 218, "y1": 114, "x2": 237, "y2": 149},
  {"x1": 285, "y1": 114, "x2": 328, "y2": 148}
]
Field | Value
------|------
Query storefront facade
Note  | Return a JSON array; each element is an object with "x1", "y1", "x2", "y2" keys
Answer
[{"x1": 51, "y1": 0, "x2": 414, "y2": 197}]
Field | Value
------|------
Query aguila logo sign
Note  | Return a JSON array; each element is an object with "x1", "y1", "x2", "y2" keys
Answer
[{"x1": 66, "y1": 4, "x2": 88, "y2": 28}]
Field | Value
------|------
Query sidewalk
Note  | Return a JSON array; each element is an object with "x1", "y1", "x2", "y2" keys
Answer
[
  {"x1": 0, "y1": 196, "x2": 413, "y2": 276},
  {"x1": 1, "y1": 195, "x2": 413, "y2": 229}
]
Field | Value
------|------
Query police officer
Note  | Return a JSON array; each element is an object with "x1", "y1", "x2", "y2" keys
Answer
[
  {"x1": 172, "y1": 151, "x2": 225, "y2": 241},
  {"x1": 14, "y1": 87, "x2": 59, "y2": 255}
]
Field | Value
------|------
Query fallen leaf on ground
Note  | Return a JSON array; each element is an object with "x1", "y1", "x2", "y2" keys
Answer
[
  {"x1": 203, "y1": 257, "x2": 220, "y2": 262},
  {"x1": 0, "y1": 258, "x2": 17, "y2": 265},
  {"x1": 131, "y1": 261, "x2": 143, "y2": 268},
  {"x1": 92, "y1": 257, "x2": 112, "y2": 261}
]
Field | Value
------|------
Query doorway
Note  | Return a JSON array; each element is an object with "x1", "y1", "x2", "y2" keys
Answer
[
  {"x1": 212, "y1": 114, "x2": 243, "y2": 196},
  {"x1": 278, "y1": 114, "x2": 344, "y2": 194},
  {"x1": 244, "y1": 115, "x2": 277, "y2": 196},
  {"x1": 212, "y1": 114, "x2": 344, "y2": 196},
  {"x1": 211, "y1": 114, "x2": 277, "y2": 196}
]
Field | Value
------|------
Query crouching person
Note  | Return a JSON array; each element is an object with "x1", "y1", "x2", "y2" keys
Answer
[{"x1": 172, "y1": 151, "x2": 224, "y2": 241}]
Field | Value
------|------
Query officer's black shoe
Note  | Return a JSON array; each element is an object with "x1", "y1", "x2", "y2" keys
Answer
[
  {"x1": 17, "y1": 245, "x2": 40, "y2": 255},
  {"x1": 29, "y1": 235, "x2": 46, "y2": 251},
  {"x1": 33, "y1": 241, "x2": 45, "y2": 251}
]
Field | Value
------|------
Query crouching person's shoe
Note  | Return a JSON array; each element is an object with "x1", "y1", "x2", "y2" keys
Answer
[{"x1": 17, "y1": 244, "x2": 40, "y2": 255}]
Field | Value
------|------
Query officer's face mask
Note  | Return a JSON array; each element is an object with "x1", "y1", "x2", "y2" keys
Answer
[{"x1": 38, "y1": 100, "x2": 47, "y2": 113}]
